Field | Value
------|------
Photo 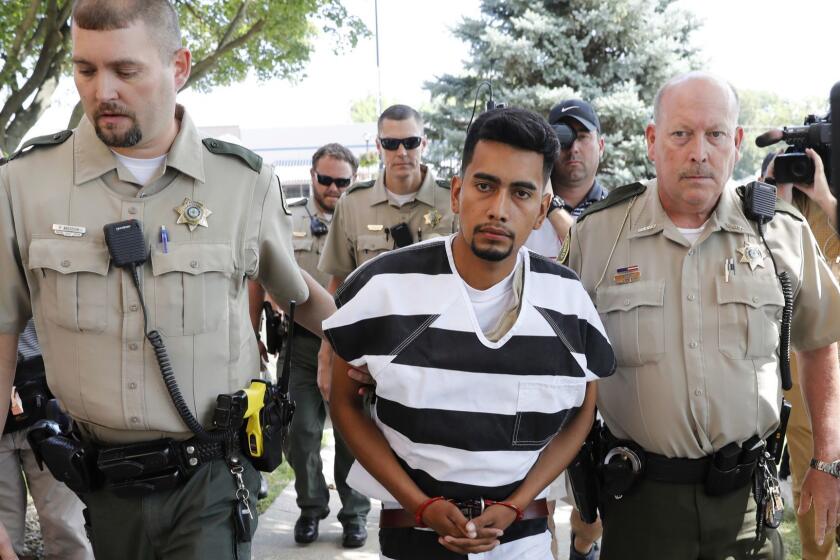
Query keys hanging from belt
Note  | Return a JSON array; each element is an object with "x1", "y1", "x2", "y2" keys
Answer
[
  {"x1": 761, "y1": 456, "x2": 784, "y2": 529},
  {"x1": 229, "y1": 457, "x2": 253, "y2": 543},
  {"x1": 754, "y1": 453, "x2": 784, "y2": 537}
]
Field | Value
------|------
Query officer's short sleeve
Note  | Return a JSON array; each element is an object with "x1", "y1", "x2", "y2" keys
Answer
[
  {"x1": 566, "y1": 223, "x2": 585, "y2": 278},
  {"x1": 0, "y1": 166, "x2": 31, "y2": 333},
  {"x1": 318, "y1": 195, "x2": 356, "y2": 279},
  {"x1": 790, "y1": 219, "x2": 840, "y2": 352},
  {"x1": 251, "y1": 172, "x2": 309, "y2": 305},
  {"x1": 321, "y1": 260, "x2": 375, "y2": 369}
]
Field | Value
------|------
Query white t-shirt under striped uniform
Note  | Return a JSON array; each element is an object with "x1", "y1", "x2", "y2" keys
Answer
[{"x1": 323, "y1": 235, "x2": 615, "y2": 557}]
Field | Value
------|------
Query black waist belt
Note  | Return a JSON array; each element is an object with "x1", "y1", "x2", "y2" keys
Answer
[
  {"x1": 294, "y1": 326, "x2": 320, "y2": 340},
  {"x1": 645, "y1": 453, "x2": 712, "y2": 484},
  {"x1": 95, "y1": 436, "x2": 230, "y2": 484}
]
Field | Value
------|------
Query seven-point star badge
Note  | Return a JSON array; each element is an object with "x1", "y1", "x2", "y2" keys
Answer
[
  {"x1": 175, "y1": 198, "x2": 212, "y2": 231},
  {"x1": 424, "y1": 209, "x2": 442, "y2": 228},
  {"x1": 737, "y1": 242, "x2": 766, "y2": 271}
]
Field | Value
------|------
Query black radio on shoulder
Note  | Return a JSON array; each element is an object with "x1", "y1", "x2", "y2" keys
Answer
[{"x1": 743, "y1": 181, "x2": 776, "y2": 224}]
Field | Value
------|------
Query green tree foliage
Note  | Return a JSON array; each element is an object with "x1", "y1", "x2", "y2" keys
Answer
[
  {"x1": 0, "y1": 0, "x2": 367, "y2": 155},
  {"x1": 351, "y1": 94, "x2": 404, "y2": 123},
  {"x1": 735, "y1": 89, "x2": 826, "y2": 181},
  {"x1": 424, "y1": 0, "x2": 701, "y2": 186}
]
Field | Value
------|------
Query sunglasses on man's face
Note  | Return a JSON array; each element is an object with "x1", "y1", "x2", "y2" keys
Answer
[
  {"x1": 379, "y1": 136, "x2": 423, "y2": 151},
  {"x1": 315, "y1": 173, "x2": 352, "y2": 188}
]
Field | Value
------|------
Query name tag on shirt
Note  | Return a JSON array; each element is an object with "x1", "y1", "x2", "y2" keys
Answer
[{"x1": 52, "y1": 224, "x2": 86, "y2": 237}]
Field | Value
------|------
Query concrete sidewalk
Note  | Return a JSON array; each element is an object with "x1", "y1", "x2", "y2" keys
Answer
[{"x1": 253, "y1": 429, "x2": 573, "y2": 559}]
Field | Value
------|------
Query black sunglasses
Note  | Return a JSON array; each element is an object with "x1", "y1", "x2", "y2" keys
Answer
[
  {"x1": 379, "y1": 136, "x2": 423, "y2": 151},
  {"x1": 315, "y1": 173, "x2": 352, "y2": 188}
]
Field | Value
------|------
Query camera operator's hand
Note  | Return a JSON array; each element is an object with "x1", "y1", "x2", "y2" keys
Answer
[
  {"x1": 794, "y1": 149, "x2": 838, "y2": 229},
  {"x1": 763, "y1": 155, "x2": 794, "y2": 203},
  {"x1": 0, "y1": 522, "x2": 19, "y2": 560}
]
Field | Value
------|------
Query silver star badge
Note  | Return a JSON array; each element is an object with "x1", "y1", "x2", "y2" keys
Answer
[
  {"x1": 737, "y1": 242, "x2": 766, "y2": 271},
  {"x1": 175, "y1": 198, "x2": 212, "y2": 231}
]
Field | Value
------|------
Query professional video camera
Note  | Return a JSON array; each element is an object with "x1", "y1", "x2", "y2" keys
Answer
[
  {"x1": 755, "y1": 81, "x2": 840, "y2": 230},
  {"x1": 755, "y1": 112, "x2": 831, "y2": 184}
]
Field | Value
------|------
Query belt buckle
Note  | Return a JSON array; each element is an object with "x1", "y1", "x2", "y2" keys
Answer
[{"x1": 453, "y1": 498, "x2": 484, "y2": 519}]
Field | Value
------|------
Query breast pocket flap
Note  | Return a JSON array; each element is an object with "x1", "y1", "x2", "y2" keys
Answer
[
  {"x1": 28, "y1": 238, "x2": 109, "y2": 275},
  {"x1": 151, "y1": 243, "x2": 234, "y2": 276},
  {"x1": 596, "y1": 280, "x2": 665, "y2": 313},
  {"x1": 715, "y1": 277, "x2": 784, "y2": 309},
  {"x1": 358, "y1": 234, "x2": 392, "y2": 252}
]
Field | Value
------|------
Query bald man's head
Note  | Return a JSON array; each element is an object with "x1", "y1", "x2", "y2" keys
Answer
[
  {"x1": 644, "y1": 71, "x2": 744, "y2": 226},
  {"x1": 653, "y1": 72, "x2": 740, "y2": 127}
]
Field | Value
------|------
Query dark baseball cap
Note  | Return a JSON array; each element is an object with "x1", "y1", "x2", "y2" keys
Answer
[{"x1": 548, "y1": 99, "x2": 600, "y2": 134}]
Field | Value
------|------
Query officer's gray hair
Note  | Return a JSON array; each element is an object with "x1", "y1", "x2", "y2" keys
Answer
[
  {"x1": 72, "y1": 0, "x2": 182, "y2": 63},
  {"x1": 652, "y1": 71, "x2": 740, "y2": 125},
  {"x1": 311, "y1": 143, "x2": 359, "y2": 174}
]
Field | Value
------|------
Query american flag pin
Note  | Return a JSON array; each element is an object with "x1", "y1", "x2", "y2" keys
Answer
[{"x1": 614, "y1": 265, "x2": 641, "y2": 284}]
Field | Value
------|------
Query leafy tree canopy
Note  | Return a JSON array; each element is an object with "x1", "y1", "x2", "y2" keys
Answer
[{"x1": 0, "y1": 0, "x2": 367, "y2": 154}]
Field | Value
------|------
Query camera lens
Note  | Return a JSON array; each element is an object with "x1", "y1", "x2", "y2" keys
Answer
[{"x1": 791, "y1": 159, "x2": 809, "y2": 181}]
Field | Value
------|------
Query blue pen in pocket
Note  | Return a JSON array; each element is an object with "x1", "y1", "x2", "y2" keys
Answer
[{"x1": 160, "y1": 225, "x2": 169, "y2": 254}]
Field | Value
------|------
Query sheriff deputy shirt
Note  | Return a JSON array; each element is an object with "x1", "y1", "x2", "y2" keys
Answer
[{"x1": 323, "y1": 235, "x2": 615, "y2": 508}]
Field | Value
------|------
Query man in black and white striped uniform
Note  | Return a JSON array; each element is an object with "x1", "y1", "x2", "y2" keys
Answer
[{"x1": 327, "y1": 107, "x2": 615, "y2": 559}]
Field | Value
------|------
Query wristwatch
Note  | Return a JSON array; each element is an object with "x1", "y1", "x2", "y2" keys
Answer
[
  {"x1": 547, "y1": 195, "x2": 567, "y2": 216},
  {"x1": 810, "y1": 458, "x2": 840, "y2": 479}
]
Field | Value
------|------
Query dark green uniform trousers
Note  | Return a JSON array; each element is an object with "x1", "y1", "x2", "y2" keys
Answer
[
  {"x1": 600, "y1": 478, "x2": 777, "y2": 559},
  {"x1": 283, "y1": 333, "x2": 370, "y2": 526},
  {"x1": 84, "y1": 456, "x2": 260, "y2": 560}
]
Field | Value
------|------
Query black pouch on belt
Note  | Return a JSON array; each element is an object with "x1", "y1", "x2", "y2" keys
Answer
[
  {"x1": 705, "y1": 437, "x2": 762, "y2": 496},
  {"x1": 27, "y1": 420, "x2": 100, "y2": 494},
  {"x1": 96, "y1": 439, "x2": 183, "y2": 497}
]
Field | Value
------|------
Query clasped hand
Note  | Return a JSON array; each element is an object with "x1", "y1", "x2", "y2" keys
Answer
[{"x1": 420, "y1": 499, "x2": 518, "y2": 555}]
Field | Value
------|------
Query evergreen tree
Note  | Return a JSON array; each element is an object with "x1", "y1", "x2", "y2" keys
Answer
[{"x1": 424, "y1": 0, "x2": 701, "y2": 186}]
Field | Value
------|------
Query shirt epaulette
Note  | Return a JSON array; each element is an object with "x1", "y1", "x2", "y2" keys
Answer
[
  {"x1": 734, "y1": 185, "x2": 805, "y2": 223},
  {"x1": 202, "y1": 138, "x2": 262, "y2": 173},
  {"x1": 346, "y1": 179, "x2": 375, "y2": 194},
  {"x1": 10, "y1": 130, "x2": 73, "y2": 161},
  {"x1": 577, "y1": 181, "x2": 647, "y2": 223},
  {"x1": 435, "y1": 179, "x2": 451, "y2": 190}
]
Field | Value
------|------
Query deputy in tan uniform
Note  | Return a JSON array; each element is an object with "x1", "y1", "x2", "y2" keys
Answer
[
  {"x1": 761, "y1": 149, "x2": 840, "y2": 559},
  {"x1": 316, "y1": 104, "x2": 456, "y2": 397},
  {"x1": 567, "y1": 72, "x2": 840, "y2": 559},
  {"x1": 0, "y1": 2, "x2": 334, "y2": 559},
  {"x1": 250, "y1": 143, "x2": 370, "y2": 548}
]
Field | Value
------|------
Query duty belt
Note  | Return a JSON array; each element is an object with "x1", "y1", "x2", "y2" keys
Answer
[
  {"x1": 27, "y1": 420, "x2": 238, "y2": 498},
  {"x1": 95, "y1": 436, "x2": 234, "y2": 496},
  {"x1": 600, "y1": 427, "x2": 762, "y2": 498}
]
